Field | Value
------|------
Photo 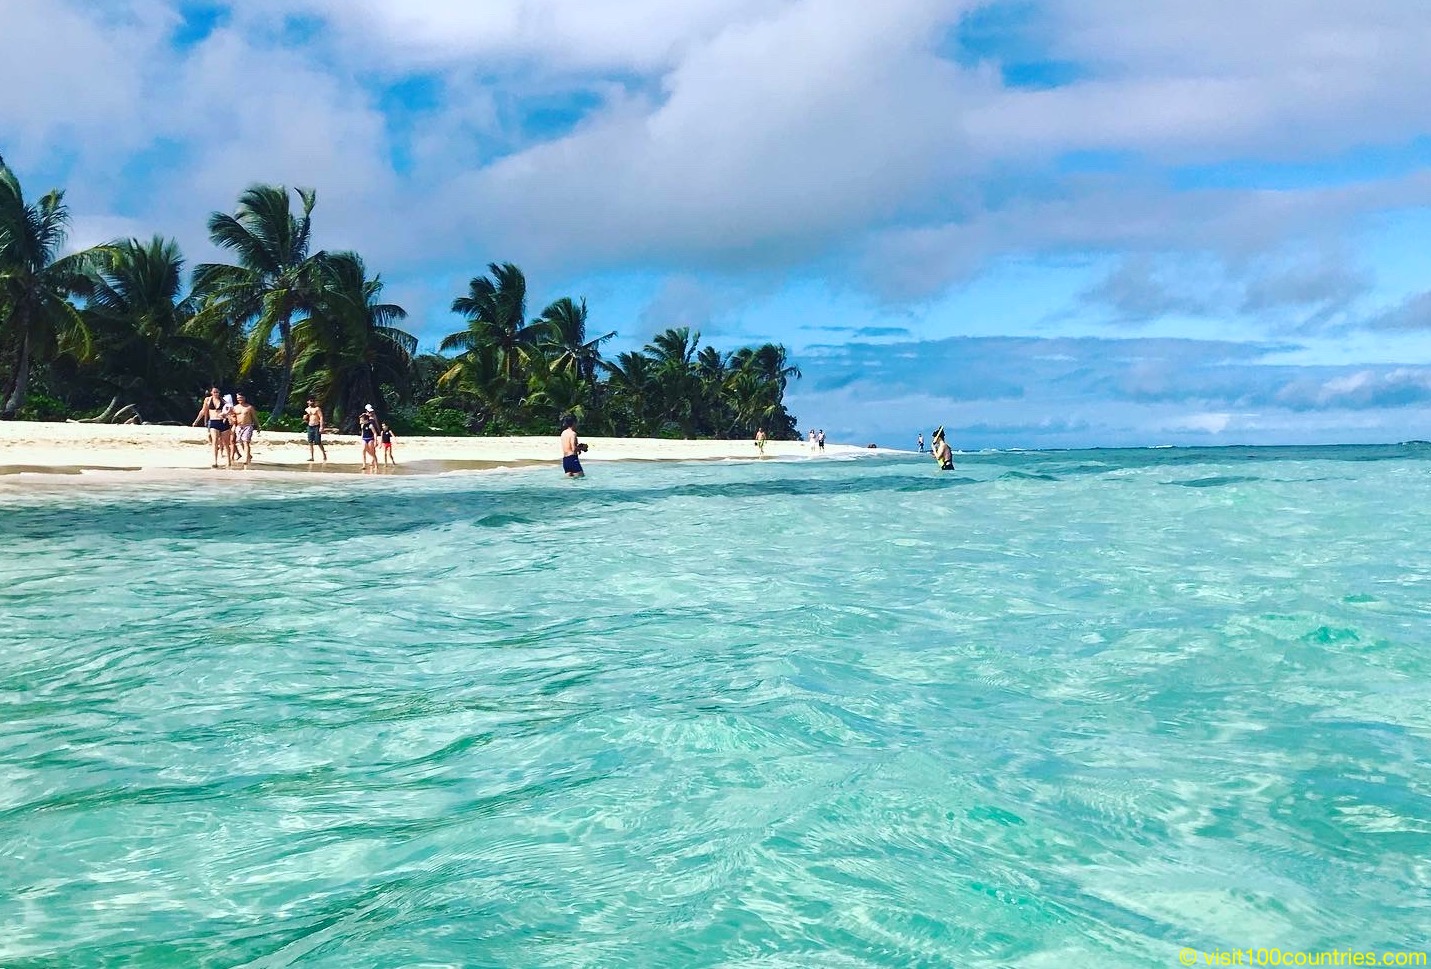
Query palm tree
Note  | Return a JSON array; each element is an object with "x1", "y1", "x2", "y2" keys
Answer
[
  {"x1": 602, "y1": 350, "x2": 658, "y2": 436},
  {"x1": 290, "y1": 252, "x2": 414, "y2": 430},
  {"x1": 645, "y1": 327, "x2": 702, "y2": 436},
  {"x1": 646, "y1": 326, "x2": 700, "y2": 372},
  {"x1": 192, "y1": 185, "x2": 326, "y2": 425},
  {"x1": 436, "y1": 342, "x2": 517, "y2": 432},
  {"x1": 525, "y1": 365, "x2": 591, "y2": 426},
  {"x1": 0, "y1": 155, "x2": 102, "y2": 416},
  {"x1": 723, "y1": 369, "x2": 778, "y2": 438},
  {"x1": 82, "y1": 236, "x2": 209, "y2": 421},
  {"x1": 696, "y1": 345, "x2": 727, "y2": 381},
  {"x1": 731, "y1": 342, "x2": 801, "y2": 391},
  {"x1": 694, "y1": 345, "x2": 733, "y2": 436},
  {"x1": 730, "y1": 342, "x2": 801, "y2": 438},
  {"x1": 443, "y1": 262, "x2": 546, "y2": 384},
  {"x1": 538, "y1": 297, "x2": 614, "y2": 382}
]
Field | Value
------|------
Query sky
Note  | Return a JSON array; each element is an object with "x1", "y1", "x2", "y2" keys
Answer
[{"x1": 4, "y1": 0, "x2": 1431, "y2": 447}]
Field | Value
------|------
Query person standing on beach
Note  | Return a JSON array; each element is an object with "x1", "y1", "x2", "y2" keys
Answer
[
  {"x1": 380, "y1": 423, "x2": 396, "y2": 466},
  {"x1": 917, "y1": 433, "x2": 925, "y2": 453},
  {"x1": 231, "y1": 393, "x2": 259, "y2": 468},
  {"x1": 560, "y1": 414, "x2": 586, "y2": 478},
  {"x1": 222, "y1": 394, "x2": 239, "y2": 464},
  {"x1": 359, "y1": 405, "x2": 379, "y2": 471},
  {"x1": 807, "y1": 429, "x2": 817, "y2": 454},
  {"x1": 817, "y1": 429, "x2": 826, "y2": 452},
  {"x1": 755, "y1": 427, "x2": 767, "y2": 457},
  {"x1": 193, "y1": 386, "x2": 232, "y2": 469},
  {"x1": 304, "y1": 398, "x2": 327, "y2": 462}
]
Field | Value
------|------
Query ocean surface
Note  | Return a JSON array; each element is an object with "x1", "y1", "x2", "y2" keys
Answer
[{"x1": 2, "y1": 445, "x2": 1429, "y2": 967}]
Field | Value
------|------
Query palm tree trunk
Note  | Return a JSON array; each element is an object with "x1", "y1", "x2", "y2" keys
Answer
[
  {"x1": 266, "y1": 319, "x2": 295, "y2": 427},
  {"x1": 3, "y1": 332, "x2": 33, "y2": 417}
]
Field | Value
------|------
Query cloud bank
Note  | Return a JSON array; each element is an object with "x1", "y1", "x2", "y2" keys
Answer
[{"x1": 789, "y1": 336, "x2": 1431, "y2": 446}]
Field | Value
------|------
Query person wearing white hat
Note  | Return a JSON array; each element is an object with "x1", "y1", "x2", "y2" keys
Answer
[{"x1": 359, "y1": 404, "x2": 380, "y2": 471}]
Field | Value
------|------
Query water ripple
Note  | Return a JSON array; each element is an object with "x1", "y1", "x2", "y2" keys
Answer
[{"x1": 3, "y1": 450, "x2": 1430, "y2": 965}]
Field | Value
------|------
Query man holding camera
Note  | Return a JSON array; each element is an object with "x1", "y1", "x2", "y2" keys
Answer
[{"x1": 560, "y1": 414, "x2": 588, "y2": 478}]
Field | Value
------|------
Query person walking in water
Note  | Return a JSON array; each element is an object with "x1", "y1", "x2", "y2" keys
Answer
[
  {"x1": 193, "y1": 386, "x2": 231, "y2": 469},
  {"x1": 931, "y1": 425, "x2": 955, "y2": 471},
  {"x1": 230, "y1": 393, "x2": 259, "y2": 468},
  {"x1": 304, "y1": 397, "x2": 327, "y2": 463},
  {"x1": 560, "y1": 413, "x2": 587, "y2": 477},
  {"x1": 755, "y1": 427, "x2": 767, "y2": 457}
]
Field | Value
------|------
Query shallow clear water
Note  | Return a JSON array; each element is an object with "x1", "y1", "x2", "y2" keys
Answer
[{"x1": 2, "y1": 446, "x2": 1430, "y2": 967}]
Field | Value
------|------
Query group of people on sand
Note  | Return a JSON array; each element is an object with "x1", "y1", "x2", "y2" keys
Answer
[
  {"x1": 356, "y1": 404, "x2": 396, "y2": 472},
  {"x1": 193, "y1": 386, "x2": 260, "y2": 469},
  {"x1": 195, "y1": 390, "x2": 395, "y2": 470},
  {"x1": 754, "y1": 426, "x2": 830, "y2": 458},
  {"x1": 305, "y1": 398, "x2": 395, "y2": 472},
  {"x1": 194, "y1": 394, "x2": 955, "y2": 475}
]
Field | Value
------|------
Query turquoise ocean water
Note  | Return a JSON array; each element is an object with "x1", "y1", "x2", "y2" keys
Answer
[{"x1": 2, "y1": 446, "x2": 1429, "y2": 967}]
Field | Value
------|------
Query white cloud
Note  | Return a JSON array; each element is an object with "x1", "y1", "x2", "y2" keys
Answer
[
  {"x1": 0, "y1": 0, "x2": 172, "y2": 168},
  {"x1": 269, "y1": 0, "x2": 788, "y2": 72},
  {"x1": 7, "y1": 0, "x2": 1431, "y2": 331},
  {"x1": 433, "y1": 0, "x2": 974, "y2": 273},
  {"x1": 162, "y1": 28, "x2": 399, "y2": 251},
  {"x1": 1032, "y1": 0, "x2": 1431, "y2": 158},
  {"x1": 1173, "y1": 411, "x2": 1235, "y2": 434}
]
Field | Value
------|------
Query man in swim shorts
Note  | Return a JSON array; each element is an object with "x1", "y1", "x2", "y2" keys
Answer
[
  {"x1": 560, "y1": 413, "x2": 586, "y2": 477},
  {"x1": 231, "y1": 393, "x2": 259, "y2": 468},
  {"x1": 304, "y1": 397, "x2": 327, "y2": 462}
]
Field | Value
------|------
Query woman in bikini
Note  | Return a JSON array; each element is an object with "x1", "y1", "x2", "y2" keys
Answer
[
  {"x1": 193, "y1": 386, "x2": 232, "y2": 469},
  {"x1": 359, "y1": 405, "x2": 380, "y2": 471}
]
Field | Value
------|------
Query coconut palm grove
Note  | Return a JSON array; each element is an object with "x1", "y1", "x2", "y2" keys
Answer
[{"x1": 0, "y1": 156, "x2": 801, "y2": 438}]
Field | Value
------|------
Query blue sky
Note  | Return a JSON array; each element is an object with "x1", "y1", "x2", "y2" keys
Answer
[{"x1": 4, "y1": 0, "x2": 1431, "y2": 446}]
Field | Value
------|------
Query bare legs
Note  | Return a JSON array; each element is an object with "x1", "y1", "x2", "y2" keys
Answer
[{"x1": 210, "y1": 428, "x2": 232, "y2": 469}]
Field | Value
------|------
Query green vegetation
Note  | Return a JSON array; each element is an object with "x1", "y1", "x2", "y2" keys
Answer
[{"x1": 0, "y1": 156, "x2": 800, "y2": 438}]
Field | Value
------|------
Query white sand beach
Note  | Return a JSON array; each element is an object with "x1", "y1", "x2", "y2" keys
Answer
[{"x1": 0, "y1": 421, "x2": 880, "y2": 477}]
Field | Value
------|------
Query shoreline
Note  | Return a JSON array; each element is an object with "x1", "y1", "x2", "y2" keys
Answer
[{"x1": 0, "y1": 421, "x2": 888, "y2": 482}]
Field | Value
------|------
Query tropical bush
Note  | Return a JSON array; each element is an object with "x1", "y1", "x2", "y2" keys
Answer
[
  {"x1": 16, "y1": 391, "x2": 68, "y2": 421},
  {"x1": 413, "y1": 402, "x2": 472, "y2": 436}
]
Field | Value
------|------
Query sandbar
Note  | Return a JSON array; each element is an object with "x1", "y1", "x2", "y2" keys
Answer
[{"x1": 0, "y1": 421, "x2": 879, "y2": 481}]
